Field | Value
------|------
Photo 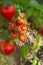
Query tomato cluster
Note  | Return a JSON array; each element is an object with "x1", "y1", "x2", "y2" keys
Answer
[{"x1": 0, "y1": 4, "x2": 28, "y2": 55}]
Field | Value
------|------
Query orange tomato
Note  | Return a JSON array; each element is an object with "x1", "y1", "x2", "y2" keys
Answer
[
  {"x1": 19, "y1": 34, "x2": 26, "y2": 42},
  {"x1": 15, "y1": 30, "x2": 24, "y2": 34},
  {"x1": 21, "y1": 25, "x2": 28, "y2": 31},
  {"x1": 9, "y1": 22, "x2": 15, "y2": 29}
]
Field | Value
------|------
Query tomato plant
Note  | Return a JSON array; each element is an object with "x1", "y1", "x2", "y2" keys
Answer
[{"x1": 0, "y1": 0, "x2": 43, "y2": 65}]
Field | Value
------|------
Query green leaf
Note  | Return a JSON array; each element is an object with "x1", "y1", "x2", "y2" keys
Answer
[
  {"x1": 20, "y1": 45, "x2": 29, "y2": 59},
  {"x1": 26, "y1": 8, "x2": 33, "y2": 18},
  {"x1": 33, "y1": 18, "x2": 42, "y2": 28},
  {"x1": 0, "y1": 16, "x2": 4, "y2": 27},
  {"x1": 37, "y1": 61, "x2": 40, "y2": 65},
  {"x1": 32, "y1": 56, "x2": 40, "y2": 65},
  {"x1": 32, "y1": 35, "x2": 42, "y2": 51},
  {"x1": 0, "y1": 29, "x2": 9, "y2": 39},
  {"x1": 3, "y1": 0, "x2": 29, "y2": 9},
  {"x1": 30, "y1": 0, "x2": 43, "y2": 11},
  {"x1": 32, "y1": 57, "x2": 37, "y2": 65}
]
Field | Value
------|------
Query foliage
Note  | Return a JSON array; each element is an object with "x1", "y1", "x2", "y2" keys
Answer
[
  {"x1": 20, "y1": 45, "x2": 29, "y2": 59},
  {"x1": 32, "y1": 35, "x2": 42, "y2": 51},
  {"x1": 0, "y1": 0, "x2": 43, "y2": 28},
  {"x1": 26, "y1": 0, "x2": 43, "y2": 28},
  {"x1": 32, "y1": 56, "x2": 40, "y2": 65}
]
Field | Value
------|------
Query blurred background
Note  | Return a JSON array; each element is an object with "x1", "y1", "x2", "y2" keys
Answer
[{"x1": 36, "y1": 0, "x2": 43, "y2": 4}]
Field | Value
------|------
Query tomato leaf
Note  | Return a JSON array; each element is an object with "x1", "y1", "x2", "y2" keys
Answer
[
  {"x1": 32, "y1": 35, "x2": 42, "y2": 51},
  {"x1": 32, "y1": 56, "x2": 40, "y2": 65},
  {"x1": 20, "y1": 45, "x2": 29, "y2": 59}
]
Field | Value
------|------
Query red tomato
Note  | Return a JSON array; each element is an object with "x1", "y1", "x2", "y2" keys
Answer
[
  {"x1": 16, "y1": 20, "x2": 23, "y2": 26},
  {"x1": 9, "y1": 22, "x2": 15, "y2": 29},
  {"x1": 19, "y1": 34, "x2": 26, "y2": 42},
  {"x1": 1, "y1": 5, "x2": 16, "y2": 20},
  {"x1": 1, "y1": 40, "x2": 15, "y2": 55},
  {"x1": 10, "y1": 33, "x2": 17, "y2": 38},
  {"x1": 39, "y1": 28, "x2": 43, "y2": 36}
]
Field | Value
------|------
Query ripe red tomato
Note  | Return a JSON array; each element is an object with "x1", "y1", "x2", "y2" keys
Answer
[
  {"x1": 16, "y1": 20, "x2": 23, "y2": 26},
  {"x1": 39, "y1": 28, "x2": 43, "y2": 36},
  {"x1": 1, "y1": 40, "x2": 15, "y2": 55},
  {"x1": 19, "y1": 34, "x2": 26, "y2": 42},
  {"x1": 10, "y1": 33, "x2": 17, "y2": 38},
  {"x1": 1, "y1": 5, "x2": 16, "y2": 20},
  {"x1": 9, "y1": 22, "x2": 15, "y2": 29}
]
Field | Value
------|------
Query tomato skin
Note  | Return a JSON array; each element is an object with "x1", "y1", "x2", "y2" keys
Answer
[
  {"x1": 9, "y1": 22, "x2": 15, "y2": 29},
  {"x1": 39, "y1": 28, "x2": 43, "y2": 36},
  {"x1": 16, "y1": 20, "x2": 23, "y2": 26},
  {"x1": 10, "y1": 33, "x2": 17, "y2": 38},
  {"x1": 19, "y1": 34, "x2": 26, "y2": 42},
  {"x1": 16, "y1": 30, "x2": 24, "y2": 34},
  {"x1": 1, "y1": 40, "x2": 15, "y2": 55},
  {"x1": 21, "y1": 25, "x2": 28, "y2": 31},
  {"x1": 1, "y1": 5, "x2": 15, "y2": 20}
]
